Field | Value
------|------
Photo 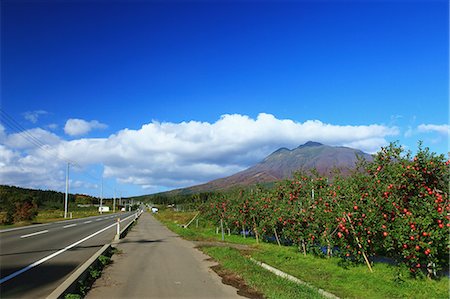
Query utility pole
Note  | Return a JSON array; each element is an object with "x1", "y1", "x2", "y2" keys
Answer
[
  {"x1": 113, "y1": 187, "x2": 116, "y2": 213},
  {"x1": 100, "y1": 176, "x2": 103, "y2": 214},
  {"x1": 64, "y1": 162, "x2": 69, "y2": 218}
]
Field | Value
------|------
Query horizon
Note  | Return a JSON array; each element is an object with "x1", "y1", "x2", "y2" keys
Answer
[
  {"x1": 0, "y1": 139, "x2": 445, "y2": 198},
  {"x1": 1, "y1": 0, "x2": 448, "y2": 197}
]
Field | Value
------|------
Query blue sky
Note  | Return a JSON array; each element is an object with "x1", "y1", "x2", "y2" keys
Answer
[{"x1": 1, "y1": 0, "x2": 448, "y2": 198}]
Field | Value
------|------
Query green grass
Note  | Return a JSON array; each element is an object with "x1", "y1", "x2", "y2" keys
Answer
[
  {"x1": 202, "y1": 246, "x2": 324, "y2": 299},
  {"x1": 35, "y1": 208, "x2": 101, "y2": 222},
  {"x1": 251, "y1": 244, "x2": 448, "y2": 299},
  {"x1": 0, "y1": 208, "x2": 114, "y2": 229},
  {"x1": 155, "y1": 209, "x2": 450, "y2": 299},
  {"x1": 155, "y1": 209, "x2": 259, "y2": 245}
]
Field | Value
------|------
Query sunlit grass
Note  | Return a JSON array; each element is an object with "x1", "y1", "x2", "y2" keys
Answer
[
  {"x1": 251, "y1": 244, "x2": 448, "y2": 299},
  {"x1": 35, "y1": 208, "x2": 101, "y2": 222},
  {"x1": 202, "y1": 246, "x2": 324, "y2": 299},
  {"x1": 156, "y1": 209, "x2": 450, "y2": 299},
  {"x1": 155, "y1": 208, "x2": 257, "y2": 245}
]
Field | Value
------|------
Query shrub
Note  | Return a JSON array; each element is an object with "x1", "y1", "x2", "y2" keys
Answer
[{"x1": 202, "y1": 142, "x2": 449, "y2": 278}]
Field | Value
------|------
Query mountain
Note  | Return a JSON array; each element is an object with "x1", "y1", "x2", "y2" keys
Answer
[{"x1": 167, "y1": 141, "x2": 373, "y2": 195}]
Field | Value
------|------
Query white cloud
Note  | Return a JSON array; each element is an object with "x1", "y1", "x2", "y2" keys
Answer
[
  {"x1": 47, "y1": 123, "x2": 58, "y2": 130},
  {"x1": 5, "y1": 128, "x2": 61, "y2": 149},
  {"x1": 64, "y1": 119, "x2": 107, "y2": 136},
  {"x1": 0, "y1": 144, "x2": 65, "y2": 191},
  {"x1": 417, "y1": 124, "x2": 450, "y2": 135},
  {"x1": 0, "y1": 113, "x2": 399, "y2": 194},
  {"x1": 23, "y1": 110, "x2": 48, "y2": 123}
]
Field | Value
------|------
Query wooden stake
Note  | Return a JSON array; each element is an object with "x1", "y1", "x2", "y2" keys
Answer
[
  {"x1": 273, "y1": 228, "x2": 281, "y2": 246},
  {"x1": 301, "y1": 239, "x2": 307, "y2": 256},
  {"x1": 326, "y1": 238, "x2": 331, "y2": 258},
  {"x1": 345, "y1": 213, "x2": 373, "y2": 273}
]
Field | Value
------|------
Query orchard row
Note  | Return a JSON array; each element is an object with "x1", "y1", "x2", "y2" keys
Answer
[{"x1": 202, "y1": 143, "x2": 449, "y2": 277}]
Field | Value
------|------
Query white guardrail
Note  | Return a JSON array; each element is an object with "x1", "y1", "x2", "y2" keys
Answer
[{"x1": 46, "y1": 209, "x2": 144, "y2": 299}]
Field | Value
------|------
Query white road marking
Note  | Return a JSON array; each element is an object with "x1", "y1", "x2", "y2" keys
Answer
[
  {"x1": 84, "y1": 221, "x2": 92, "y2": 224},
  {"x1": 0, "y1": 213, "x2": 136, "y2": 285},
  {"x1": 20, "y1": 230, "x2": 49, "y2": 238},
  {"x1": 0, "y1": 223, "x2": 50, "y2": 233},
  {"x1": 63, "y1": 224, "x2": 77, "y2": 229}
]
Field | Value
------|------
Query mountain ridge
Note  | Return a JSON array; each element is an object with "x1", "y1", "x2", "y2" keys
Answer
[{"x1": 159, "y1": 141, "x2": 373, "y2": 196}]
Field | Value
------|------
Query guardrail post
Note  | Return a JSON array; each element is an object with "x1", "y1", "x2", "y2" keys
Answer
[{"x1": 114, "y1": 218, "x2": 120, "y2": 240}]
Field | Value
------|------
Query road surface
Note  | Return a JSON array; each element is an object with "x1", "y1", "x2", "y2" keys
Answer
[
  {"x1": 86, "y1": 212, "x2": 243, "y2": 298},
  {"x1": 0, "y1": 211, "x2": 136, "y2": 298}
]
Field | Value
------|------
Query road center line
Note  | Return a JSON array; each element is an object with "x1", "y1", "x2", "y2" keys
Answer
[
  {"x1": 63, "y1": 224, "x2": 77, "y2": 229},
  {"x1": 0, "y1": 213, "x2": 136, "y2": 285},
  {"x1": 84, "y1": 221, "x2": 92, "y2": 224},
  {"x1": 20, "y1": 230, "x2": 49, "y2": 238}
]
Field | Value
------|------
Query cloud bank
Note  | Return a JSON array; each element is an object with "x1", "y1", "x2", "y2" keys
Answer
[
  {"x1": 417, "y1": 124, "x2": 450, "y2": 135},
  {"x1": 64, "y1": 119, "x2": 107, "y2": 136},
  {"x1": 1, "y1": 113, "x2": 401, "y2": 194}
]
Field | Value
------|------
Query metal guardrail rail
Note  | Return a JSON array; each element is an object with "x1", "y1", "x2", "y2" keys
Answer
[{"x1": 46, "y1": 210, "x2": 144, "y2": 299}]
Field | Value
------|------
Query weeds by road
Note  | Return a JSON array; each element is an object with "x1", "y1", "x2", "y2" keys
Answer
[{"x1": 155, "y1": 208, "x2": 449, "y2": 299}]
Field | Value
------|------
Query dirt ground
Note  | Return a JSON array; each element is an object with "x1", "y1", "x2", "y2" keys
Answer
[{"x1": 210, "y1": 264, "x2": 265, "y2": 299}]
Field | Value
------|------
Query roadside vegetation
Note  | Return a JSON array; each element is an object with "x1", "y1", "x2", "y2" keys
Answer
[
  {"x1": 153, "y1": 142, "x2": 449, "y2": 298},
  {"x1": 156, "y1": 208, "x2": 448, "y2": 299},
  {"x1": 0, "y1": 185, "x2": 133, "y2": 228},
  {"x1": 64, "y1": 249, "x2": 116, "y2": 299},
  {"x1": 203, "y1": 246, "x2": 323, "y2": 299},
  {"x1": 202, "y1": 143, "x2": 449, "y2": 277}
]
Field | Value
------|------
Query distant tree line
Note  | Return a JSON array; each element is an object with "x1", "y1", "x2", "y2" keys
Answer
[
  {"x1": 131, "y1": 192, "x2": 213, "y2": 206},
  {"x1": 0, "y1": 185, "x2": 99, "y2": 224}
]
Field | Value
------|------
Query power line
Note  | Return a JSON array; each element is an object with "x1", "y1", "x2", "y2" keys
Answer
[
  {"x1": 1, "y1": 109, "x2": 77, "y2": 165},
  {"x1": 0, "y1": 109, "x2": 121, "y2": 197}
]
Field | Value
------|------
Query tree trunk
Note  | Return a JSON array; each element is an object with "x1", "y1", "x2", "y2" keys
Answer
[{"x1": 253, "y1": 216, "x2": 259, "y2": 244}]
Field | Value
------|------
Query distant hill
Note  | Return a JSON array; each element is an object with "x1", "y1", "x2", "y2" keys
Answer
[
  {"x1": 160, "y1": 141, "x2": 373, "y2": 196},
  {"x1": 0, "y1": 185, "x2": 100, "y2": 210}
]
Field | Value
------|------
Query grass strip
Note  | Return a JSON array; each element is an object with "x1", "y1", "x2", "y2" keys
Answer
[
  {"x1": 251, "y1": 244, "x2": 449, "y2": 299},
  {"x1": 155, "y1": 209, "x2": 450, "y2": 299},
  {"x1": 64, "y1": 248, "x2": 116, "y2": 299},
  {"x1": 155, "y1": 209, "x2": 257, "y2": 245},
  {"x1": 201, "y1": 246, "x2": 325, "y2": 299}
]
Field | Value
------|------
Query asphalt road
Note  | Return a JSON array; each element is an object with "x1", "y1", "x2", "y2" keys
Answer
[
  {"x1": 86, "y1": 212, "x2": 243, "y2": 299},
  {"x1": 0, "y1": 211, "x2": 136, "y2": 298}
]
